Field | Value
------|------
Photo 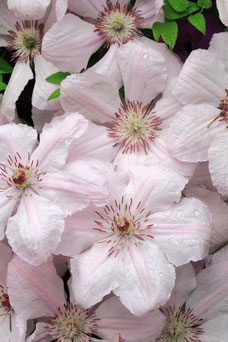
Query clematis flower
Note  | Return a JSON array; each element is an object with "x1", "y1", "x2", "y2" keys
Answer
[
  {"x1": 42, "y1": 0, "x2": 165, "y2": 75},
  {"x1": 0, "y1": 113, "x2": 111, "y2": 265},
  {"x1": 0, "y1": 0, "x2": 67, "y2": 121},
  {"x1": 60, "y1": 64, "x2": 194, "y2": 179},
  {"x1": 65, "y1": 163, "x2": 212, "y2": 316},
  {"x1": 7, "y1": 256, "x2": 164, "y2": 342},
  {"x1": 155, "y1": 256, "x2": 228, "y2": 341}
]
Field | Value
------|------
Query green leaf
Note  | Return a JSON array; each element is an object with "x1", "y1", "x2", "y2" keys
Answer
[
  {"x1": 20, "y1": 118, "x2": 32, "y2": 126},
  {"x1": 0, "y1": 58, "x2": 13, "y2": 73},
  {"x1": 163, "y1": 2, "x2": 188, "y2": 20},
  {"x1": 47, "y1": 88, "x2": 60, "y2": 101},
  {"x1": 188, "y1": 13, "x2": 206, "y2": 35},
  {"x1": 225, "y1": 27, "x2": 228, "y2": 32},
  {"x1": 168, "y1": 0, "x2": 189, "y2": 12},
  {"x1": 0, "y1": 74, "x2": 2, "y2": 82},
  {"x1": 45, "y1": 71, "x2": 70, "y2": 84},
  {"x1": 161, "y1": 21, "x2": 178, "y2": 50},
  {"x1": 152, "y1": 22, "x2": 163, "y2": 41},
  {"x1": 197, "y1": 0, "x2": 211, "y2": 9},
  {"x1": 187, "y1": 1, "x2": 200, "y2": 13},
  {"x1": 0, "y1": 82, "x2": 6, "y2": 91}
]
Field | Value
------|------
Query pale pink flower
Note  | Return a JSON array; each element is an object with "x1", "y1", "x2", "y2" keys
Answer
[
  {"x1": 66, "y1": 166, "x2": 212, "y2": 316},
  {"x1": 155, "y1": 257, "x2": 228, "y2": 341},
  {"x1": 7, "y1": 256, "x2": 164, "y2": 342},
  {"x1": 42, "y1": 0, "x2": 166, "y2": 75},
  {"x1": 0, "y1": 113, "x2": 111, "y2": 265},
  {"x1": 60, "y1": 67, "x2": 194, "y2": 180},
  {"x1": 0, "y1": 0, "x2": 67, "y2": 121},
  {"x1": 7, "y1": 0, "x2": 67, "y2": 20}
]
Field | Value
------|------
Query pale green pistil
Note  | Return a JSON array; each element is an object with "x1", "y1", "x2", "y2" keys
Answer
[
  {"x1": 22, "y1": 35, "x2": 37, "y2": 49},
  {"x1": 112, "y1": 19, "x2": 125, "y2": 31}
]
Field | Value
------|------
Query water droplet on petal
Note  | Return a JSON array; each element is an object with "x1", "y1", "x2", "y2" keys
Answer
[{"x1": 142, "y1": 53, "x2": 148, "y2": 60}]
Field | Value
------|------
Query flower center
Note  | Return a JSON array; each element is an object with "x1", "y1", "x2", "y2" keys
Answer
[
  {"x1": 7, "y1": 20, "x2": 43, "y2": 62},
  {"x1": 46, "y1": 303, "x2": 98, "y2": 342},
  {"x1": 0, "y1": 153, "x2": 45, "y2": 197},
  {"x1": 108, "y1": 100, "x2": 161, "y2": 154},
  {"x1": 95, "y1": 1, "x2": 143, "y2": 45},
  {"x1": 0, "y1": 286, "x2": 13, "y2": 316},
  {"x1": 94, "y1": 197, "x2": 153, "y2": 256},
  {"x1": 158, "y1": 305, "x2": 204, "y2": 342},
  {"x1": 208, "y1": 89, "x2": 228, "y2": 128}
]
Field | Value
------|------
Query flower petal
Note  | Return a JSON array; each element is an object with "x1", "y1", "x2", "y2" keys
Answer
[
  {"x1": 61, "y1": 71, "x2": 120, "y2": 123},
  {"x1": 7, "y1": 0, "x2": 51, "y2": 19},
  {"x1": 2, "y1": 62, "x2": 33, "y2": 121},
  {"x1": 7, "y1": 256, "x2": 65, "y2": 319},
  {"x1": 151, "y1": 197, "x2": 212, "y2": 267},
  {"x1": 6, "y1": 192, "x2": 64, "y2": 265},
  {"x1": 42, "y1": 13, "x2": 104, "y2": 73},
  {"x1": 209, "y1": 32, "x2": 228, "y2": 71},
  {"x1": 216, "y1": 0, "x2": 228, "y2": 26},
  {"x1": 114, "y1": 241, "x2": 175, "y2": 316}
]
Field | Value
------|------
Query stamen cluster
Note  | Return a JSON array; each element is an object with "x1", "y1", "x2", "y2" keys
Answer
[{"x1": 0, "y1": 285, "x2": 13, "y2": 316}]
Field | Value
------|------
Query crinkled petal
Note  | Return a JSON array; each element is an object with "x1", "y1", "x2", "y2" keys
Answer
[
  {"x1": 6, "y1": 192, "x2": 64, "y2": 265},
  {"x1": 114, "y1": 241, "x2": 175, "y2": 316},
  {"x1": 61, "y1": 71, "x2": 120, "y2": 123},
  {"x1": 7, "y1": 0, "x2": 51, "y2": 19},
  {"x1": 71, "y1": 243, "x2": 125, "y2": 308},
  {"x1": 172, "y1": 49, "x2": 227, "y2": 106},
  {"x1": 151, "y1": 197, "x2": 212, "y2": 267},
  {"x1": 42, "y1": 13, "x2": 104, "y2": 73},
  {"x1": 209, "y1": 32, "x2": 228, "y2": 72},
  {"x1": 184, "y1": 187, "x2": 228, "y2": 252},
  {"x1": 208, "y1": 132, "x2": 228, "y2": 197},
  {"x1": 2, "y1": 61, "x2": 33, "y2": 121},
  {"x1": 7, "y1": 256, "x2": 65, "y2": 319},
  {"x1": 39, "y1": 160, "x2": 111, "y2": 216},
  {"x1": 32, "y1": 54, "x2": 61, "y2": 111},
  {"x1": 117, "y1": 41, "x2": 167, "y2": 105},
  {"x1": 96, "y1": 296, "x2": 165, "y2": 342},
  {"x1": 31, "y1": 112, "x2": 88, "y2": 172},
  {"x1": 167, "y1": 104, "x2": 225, "y2": 162}
]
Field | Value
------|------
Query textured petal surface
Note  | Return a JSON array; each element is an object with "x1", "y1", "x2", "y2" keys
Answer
[
  {"x1": 71, "y1": 244, "x2": 125, "y2": 308},
  {"x1": 167, "y1": 104, "x2": 225, "y2": 162},
  {"x1": 7, "y1": 257, "x2": 65, "y2": 319},
  {"x1": 172, "y1": 49, "x2": 227, "y2": 106},
  {"x1": 151, "y1": 197, "x2": 212, "y2": 267},
  {"x1": 7, "y1": 0, "x2": 51, "y2": 19},
  {"x1": 61, "y1": 71, "x2": 120, "y2": 123},
  {"x1": 2, "y1": 62, "x2": 33, "y2": 121},
  {"x1": 208, "y1": 132, "x2": 228, "y2": 197},
  {"x1": 216, "y1": 0, "x2": 228, "y2": 26},
  {"x1": 32, "y1": 112, "x2": 88, "y2": 172},
  {"x1": 117, "y1": 40, "x2": 167, "y2": 104},
  {"x1": 6, "y1": 193, "x2": 64, "y2": 265},
  {"x1": 68, "y1": 0, "x2": 103, "y2": 18},
  {"x1": 209, "y1": 32, "x2": 228, "y2": 71},
  {"x1": 42, "y1": 13, "x2": 104, "y2": 73},
  {"x1": 114, "y1": 241, "x2": 175, "y2": 316}
]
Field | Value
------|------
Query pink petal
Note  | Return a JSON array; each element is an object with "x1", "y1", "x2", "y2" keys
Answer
[
  {"x1": 0, "y1": 2, "x2": 17, "y2": 30},
  {"x1": 26, "y1": 322, "x2": 49, "y2": 342},
  {"x1": 0, "y1": 194, "x2": 17, "y2": 240},
  {"x1": 96, "y1": 296, "x2": 165, "y2": 342},
  {"x1": 184, "y1": 187, "x2": 228, "y2": 252},
  {"x1": 117, "y1": 40, "x2": 167, "y2": 104},
  {"x1": 70, "y1": 243, "x2": 125, "y2": 308},
  {"x1": 68, "y1": 0, "x2": 103, "y2": 19},
  {"x1": 209, "y1": 32, "x2": 228, "y2": 72},
  {"x1": 31, "y1": 112, "x2": 88, "y2": 172},
  {"x1": 2, "y1": 62, "x2": 33, "y2": 121},
  {"x1": 201, "y1": 314, "x2": 228, "y2": 340},
  {"x1": 0, "y1": 242, "x2": 12, "y2": 282},
  {"x1": 186, "y1": 162, "x2": 215, "y2": 191},
  {"x1": 0, "y1": 315, "x2": 11, "y2": 342},
  {"x1": 136, "y1": 0, "x2": 164, "y2": 27},
  {"x1": 167, "y1": 104, "x2": 225, "y2": 163},
  {"x1": 61, "y1": 71, "x2": 120, "y2": 123},
  {"x1": 32, "y1": 54, "x2": 61, "y2": 111},
  {"x1": 39, "y1": 160, "x2": 111, "y2": 216},
  {"x1": 44, "y1": 0, "x2": 68, "y2": 32},
  {"x1": 7, "y1": 0, "x2": 51, "y2": 19},
  {"x1": 7, "y1": 256, "x2": 66, "y2": 319},
  {"x1": 42, "y1": 13, "x2": 104, "y2": 73},
  {"x1": 114, "y1": 241, "x2": 175, "y2": 316},
  {"x1": 208, "y1": 132, "x2": 228, "y2": 197},
  {"x1": 216, "y1": 0, "x2": 228, "y2": 26},
  {"x1": 172, "y1": 49, "x2": 227, "y2": 106},
  {"x1": 6, "y1": 192, "x2": 64, "y2": 265},
  {"x1": 151, "y1": 197, "x2": 212, "y2": 267}
]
